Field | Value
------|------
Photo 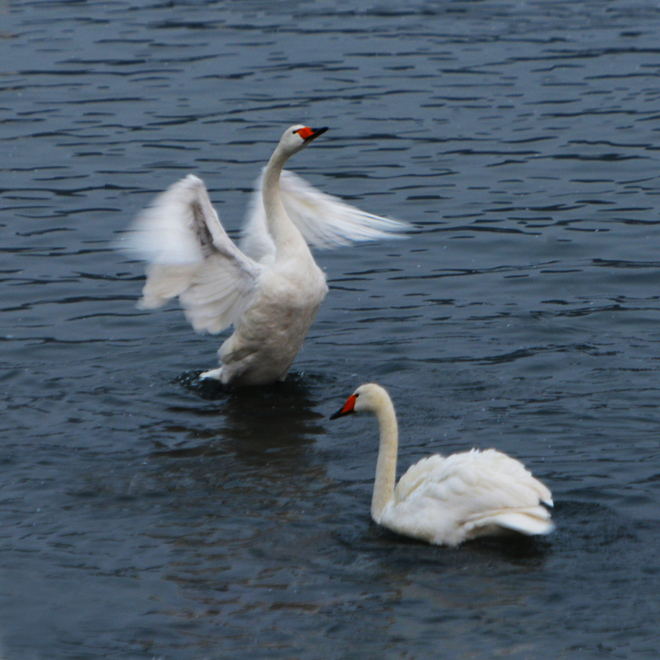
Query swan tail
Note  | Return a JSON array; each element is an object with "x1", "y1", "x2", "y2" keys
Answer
[{"x1": 468, "y1": 508, "x2": 555, "y2": 538}]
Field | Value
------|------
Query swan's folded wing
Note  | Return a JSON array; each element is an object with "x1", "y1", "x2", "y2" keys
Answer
[
  {"x1": 239, "y1": 169, "x2": 410, "y2": 260},
  {"x1": 394, "y1": 455, "x2": 446, "y2": 504},
  {"x1": 396, "y1": 449, "x2": 552, "y2": 517},
  {"x1": 123, "y1": 174, "x2": 264, "y2": 334},
  {"x1": 421, "y1": 449, "x2": 553, "y2": 516}
]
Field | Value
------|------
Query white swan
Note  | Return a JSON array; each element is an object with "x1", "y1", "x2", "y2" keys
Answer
[
  {"x1": 330, "y1": 383, "x2": 554, "y2": 546},
  {"x1": 123, "y1": 125, "x2": 408, "y2": 387}
]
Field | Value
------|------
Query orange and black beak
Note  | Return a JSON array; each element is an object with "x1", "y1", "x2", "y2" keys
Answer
[
  {"x1": 297, "y1": 126, "x2": 328, "y2": 143},
  {"x1": 329, "y1": 393, "x2": 357, "y2": 420}
]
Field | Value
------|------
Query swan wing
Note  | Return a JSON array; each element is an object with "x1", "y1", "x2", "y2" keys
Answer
[
  {"x1": 239, "y1": 169, "x2": 410, "y2": 261},
  {"x1": 123, "y1": 174, "x2": 264, "y2": 334},
  {"x1": 396, "y1": 449, "x2": 552, "y2": 517},
  {"x1": 387, "y1": 449, "x2": 553, "y2": 545},
  {"x1": 393, "y1": 454, "x2": 446, "y2": 503},
  {"x1": 238, "y1": 181, "x2": 277, "y2": 264}
]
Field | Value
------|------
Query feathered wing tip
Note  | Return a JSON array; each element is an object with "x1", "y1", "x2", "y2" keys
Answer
[
  {"x1": 120, "y1": 175, "x2": 263, "y2": 332},
  {"x1": 280, "y1": 169, "x2": 411, "y2": 248},
  {"x1": 121, "y1": 174, "x2": 214, "y2": 266},
  {"x1": 239, "y1": 169, "x2": 412, "y2": 261}
]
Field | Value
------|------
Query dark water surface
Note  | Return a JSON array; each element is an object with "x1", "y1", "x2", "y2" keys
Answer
[{"x1": 3, "y1": 1, "x2": 660, "y2": 658}]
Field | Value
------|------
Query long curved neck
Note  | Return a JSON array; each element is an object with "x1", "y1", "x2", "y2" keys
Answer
[
  {"x1": 371, "y1": 395, "x2": 399, "y2": 522},
  {"x1": 262, "y1": 147, "x2": 308, "y2": 258}
]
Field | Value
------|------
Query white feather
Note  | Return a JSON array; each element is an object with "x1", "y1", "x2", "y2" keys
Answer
[
  {"x1": 121, "y1": 126, "x2": 405, "y2": 386},
  {"x1": 125, "y1": 174, "x2": 264, "y2": 333},
  {"x1": 332, "y1": 384, "x2": 554, "y2": 547},
  {"x1": 388, "y1": 448, "x2": 554, "y2": 545},
  {"x1": 240, "y1": 169, "x2": 410, "y2": 262}
]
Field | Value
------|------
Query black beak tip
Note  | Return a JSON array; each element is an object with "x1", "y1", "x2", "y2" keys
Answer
[
  {"x1": 309, "y1": 126, "x2": 329, "y2": 140},
  {"x1": 330, "y1": 406, "x2": 354, "y2": 420}
]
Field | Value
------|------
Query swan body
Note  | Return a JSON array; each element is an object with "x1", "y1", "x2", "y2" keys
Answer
[
  {"x1": 330, "y1": 383, "x2": 554, "y2": 546},
  {"x1": 124, "y1": 126, "x2": 408, "y2": 387}
]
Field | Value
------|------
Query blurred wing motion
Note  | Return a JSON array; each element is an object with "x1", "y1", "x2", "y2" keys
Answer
[
  {"x1": 240, "y1": 169, "x2": 410, "y2": 262},
  {"x1": 123, "y1": 174, "x2": 264, "y2": 334}
]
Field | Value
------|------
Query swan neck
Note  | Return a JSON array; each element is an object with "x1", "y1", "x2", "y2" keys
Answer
[
  {"x1": 262, "y1": 148, "x2": 307, "y2": 256},
  {"x1": 371, "y1": 398, "x2": 399, "y2": 522}
]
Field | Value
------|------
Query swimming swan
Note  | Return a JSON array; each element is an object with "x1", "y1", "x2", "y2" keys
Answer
[
  {"x1": 124, "y1": 126, "x2": 408, "y2": 386},
  {"x1": 330, "y1": 383, "x2": 554, "y2": 546}
]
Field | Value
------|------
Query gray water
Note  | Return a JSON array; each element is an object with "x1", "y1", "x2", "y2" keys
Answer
[{"x1": 2, "y1": 1, "x2": 660, "y2": 658}]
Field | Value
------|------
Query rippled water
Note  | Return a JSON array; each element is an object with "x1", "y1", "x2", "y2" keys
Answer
[{"x1": 3, "y1": 1, "x2": 660, "y2": 658}]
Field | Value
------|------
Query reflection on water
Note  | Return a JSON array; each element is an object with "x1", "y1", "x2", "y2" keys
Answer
[
  {"x1": 166, "y1": 371, "x2": 326, "y2": 456},
  {"x1": 148, "y1": 371, "x2": 328, "y2": 507}
]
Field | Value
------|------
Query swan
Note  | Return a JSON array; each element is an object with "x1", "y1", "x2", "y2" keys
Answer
[
  {"x1": 123, "y1": 125, "x2": 408, "y2": 387},
  {"x1": 330, "y1": 383, "x2": 554, "y2": 546}
]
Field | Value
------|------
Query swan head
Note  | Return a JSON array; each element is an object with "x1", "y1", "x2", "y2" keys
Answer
[
  {"x1": 277, "y1": 124, "x2": 328, "y2": 157},
  {"x1": 329, "y1": 383, "x2": 391, "y2": 419}
]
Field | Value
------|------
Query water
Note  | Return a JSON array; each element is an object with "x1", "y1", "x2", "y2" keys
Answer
[{"x1": 2, "y1": 1, "x2": 660, "y2": 657}]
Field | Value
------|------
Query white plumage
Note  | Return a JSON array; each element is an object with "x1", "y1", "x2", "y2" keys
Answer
[
  {"x1": 241, "y1": 169, "x2": 410, "y2": 261},
  {"x1": 330, "y1": 383, "x2": 554, "y2": 547},
  {"x1": 123, "y1": 125, "x2": 408, "y2": 387}
]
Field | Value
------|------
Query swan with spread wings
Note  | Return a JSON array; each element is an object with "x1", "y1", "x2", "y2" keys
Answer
[{"x1": 124, "y1": 125, "x2": 408, "y2": 387}]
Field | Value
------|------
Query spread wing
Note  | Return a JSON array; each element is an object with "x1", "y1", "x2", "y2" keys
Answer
[
  {"x1": 122, "y1": 174, "x2": 265, "y2": 334},
  {"x1": 239, "y1": 169, "x2": 411, "y2": 262}
]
